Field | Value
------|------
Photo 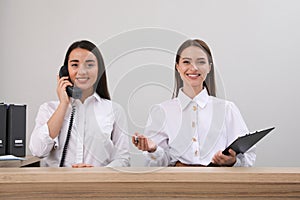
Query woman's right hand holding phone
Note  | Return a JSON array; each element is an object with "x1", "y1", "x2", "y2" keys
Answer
[
  {"x1": 57, "y1": 75, "x2": 72, "y2": 105},
  {"x1": 47, "y1": 76, "x2": 73, "y2": 139}
]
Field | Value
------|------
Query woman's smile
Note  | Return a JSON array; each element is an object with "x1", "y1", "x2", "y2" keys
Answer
[
  {"x1": 76, "y1": 77, "x2": 90, "y2": 84},
  {"x1": 186, "y1": 73, "x2": 201, "y2": 79}
]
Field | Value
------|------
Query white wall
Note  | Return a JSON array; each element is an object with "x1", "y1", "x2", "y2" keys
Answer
[{"x1": 1, "y1": 0, "x2": 299, "y2": 166}]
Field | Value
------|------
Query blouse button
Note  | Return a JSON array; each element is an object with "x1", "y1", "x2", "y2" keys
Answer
[
  {"x1": 192, "y1": 121, "x2": 196, "y2": 128},
  {"x1": 150, "y1": 155, "x2": 157, "y2": 160},
  {"x1": 192, "y1": 105, "x2": 197, "y2": 111}
]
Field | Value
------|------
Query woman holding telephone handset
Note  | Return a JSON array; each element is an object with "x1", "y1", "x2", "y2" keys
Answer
[
  {"x1": 132, "y1": 39, "x2": 256, "y2": 167},
  {"x1": 30, "y1": 40, "x2": 130, "y2": 167}
]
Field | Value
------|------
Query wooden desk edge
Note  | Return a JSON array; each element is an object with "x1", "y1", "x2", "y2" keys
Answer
[
  {"x1": 0, "y1": 167, "x2": 300, "y2": 184},
  {"x1": 1, "y1": 167, "x2": 299, "y2": 199}
]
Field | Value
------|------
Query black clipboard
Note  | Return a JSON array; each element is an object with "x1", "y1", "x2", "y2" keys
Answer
[{"x1": 207, "y1": 127, "x2": 275, "y2": 167}]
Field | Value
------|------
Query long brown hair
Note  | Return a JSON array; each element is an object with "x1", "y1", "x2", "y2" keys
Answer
[
  {"x1": 63, "y1": 40, "x2": 110, "y2": 100},
  {"x1": 172, "y1": 39, "x2": 216, "y2": 98}
]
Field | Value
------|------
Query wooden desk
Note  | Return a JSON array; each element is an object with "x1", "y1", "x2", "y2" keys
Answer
[
  {"x1": 0, "y1": 167, "x2": 299, "y2": 199},
  {"x1": 0, "y1": 156, "x2": 40, "y2": 167}
]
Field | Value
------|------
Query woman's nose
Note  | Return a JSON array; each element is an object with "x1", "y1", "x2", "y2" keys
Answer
[
  {"x1": 190, "y1": 63, "x2": 198, "y2": 71},
  {"x1": 77, "y1": 64, "x2": 87, "y2": 74}
]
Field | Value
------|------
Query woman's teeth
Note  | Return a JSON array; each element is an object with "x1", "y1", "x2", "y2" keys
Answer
[
  {"x1": 187, "y1": 74, "x2": 200, "y2": 77},
  {"x1": 76, "y1": 77, "x2": 89, "y2": 83}
]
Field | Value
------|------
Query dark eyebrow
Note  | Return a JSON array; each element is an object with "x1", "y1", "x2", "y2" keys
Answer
[
  {"x1": 182, "y1": 57, "x2": 206, "y2": 61},
  {"x1": 86, "y1": 60, "x2": 96, "y2": 63},
  {"x1": 70, "y1": 59, "x2": 96, "y2": 63}
]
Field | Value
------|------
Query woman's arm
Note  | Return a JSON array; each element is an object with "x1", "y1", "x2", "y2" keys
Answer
[
  {"x1": 47, "y1": 76, "x2": 72, "y2": 139},
  {"x1": 29, "y1": 76, "x2": 72, "y2": 157},
  {"x1": 29, "y1": 102, "x2": 59, "y2": 157},
  {"x1": 106, "y1": 104, "x2": 130, "y2": 167},
  {"x1": 221, "y1": 102, "x2": 256, "y2": 167},
  {"x1": 132, "y1": 105, "x2": 171, "y2": 167}
]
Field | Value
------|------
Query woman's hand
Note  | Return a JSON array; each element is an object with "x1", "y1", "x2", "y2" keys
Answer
[
  {"x1": 57, "y1": 75, "x2": 72, "y2": 105},
  {"x1": 72, "y1": 163, "x2": 94, "y2": 168},
  {"x1": 132, "y1": 133, "x2": 157, "y2": 153},
  {"x1": 211, "y1": 149, "x2": 237, "y2": 166},
  {"x1": 47, "y1": 76, "x2": 73, "y2": 139}
]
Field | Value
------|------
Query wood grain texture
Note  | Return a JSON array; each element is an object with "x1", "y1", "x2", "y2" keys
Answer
[{"x1": 0, "y1": 167, "x2": 299, "y2": 199}]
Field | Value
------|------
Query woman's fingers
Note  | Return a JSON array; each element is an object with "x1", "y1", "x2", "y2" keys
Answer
[
  {"x1": 72, "y1": 163, "x2": 94, "y2": 168},
  {"x1": 211, "y1": 149, "x2": 236, "y2": 166},
  {"x1": 132, "y1": 133, "x2": 157, "y2": 152},
  {"x1": 132, "y1": 132, "x2": 140, "y2": 146},
  {"x1": 56, "y1": 76, "x2": 72, "y2": 103}
]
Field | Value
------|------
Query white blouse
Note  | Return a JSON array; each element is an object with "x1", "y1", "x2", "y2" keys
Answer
[
  {"x1": 29, "y1": 93, "x2": 130, "y2": 167},
  {"x1": 144, "y1": 88, "x2": 256, "y2": 167}
]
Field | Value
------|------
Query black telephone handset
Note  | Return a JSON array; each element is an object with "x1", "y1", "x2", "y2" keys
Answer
[{"x1": 59, "y1": 65, "x2": 82, "y2": 99}]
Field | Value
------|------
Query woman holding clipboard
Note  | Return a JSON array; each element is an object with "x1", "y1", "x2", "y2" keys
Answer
[{"x1": 132, "y1": 39, "x2": 256, "y2": 167}]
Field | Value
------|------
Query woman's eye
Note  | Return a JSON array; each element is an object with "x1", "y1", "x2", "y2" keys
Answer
[
  {"x1": 183, "y1": 61, "x2": 190, "y2": 64},
  {"x1": 197, "y1": 61, "x2": 206, "y2": 65},
  {"x1": 87, "y1": 64, "x2": 95, "y2": 68},
  {"x1": 71, "y1": 63, "x2": 78, "y2": 67}
]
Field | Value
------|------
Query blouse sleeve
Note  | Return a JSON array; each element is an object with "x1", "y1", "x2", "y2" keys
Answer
[
  {"x1": 106, "y1": 103, "x2": 130, "y2": 167},
  {"x1": 226, "y1": 102, "x2": 256, "y2": 167},
  {"x1": 143, "y1": 105, "x2": 171, "y2": 167},
  {"x1": 29, "y1": 102, "x2": 58, "y2": 158}
]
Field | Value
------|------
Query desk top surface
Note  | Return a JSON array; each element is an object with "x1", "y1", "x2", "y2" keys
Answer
[{"x1": 0, "y1": 155, "x2": 40, "y2": 167}]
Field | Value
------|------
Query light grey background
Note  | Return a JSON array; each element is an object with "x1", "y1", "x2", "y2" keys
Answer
[{"x1": 1, "y1": 0, "x2": 299, "y2": 166}]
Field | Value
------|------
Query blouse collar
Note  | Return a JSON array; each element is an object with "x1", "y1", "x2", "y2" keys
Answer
[
  {"x1": 72, "y1": 92, "x2": 103, "y2": 105},
  {"x1": 178, "y1": 88, "x2": 209, "y2": 110}
]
